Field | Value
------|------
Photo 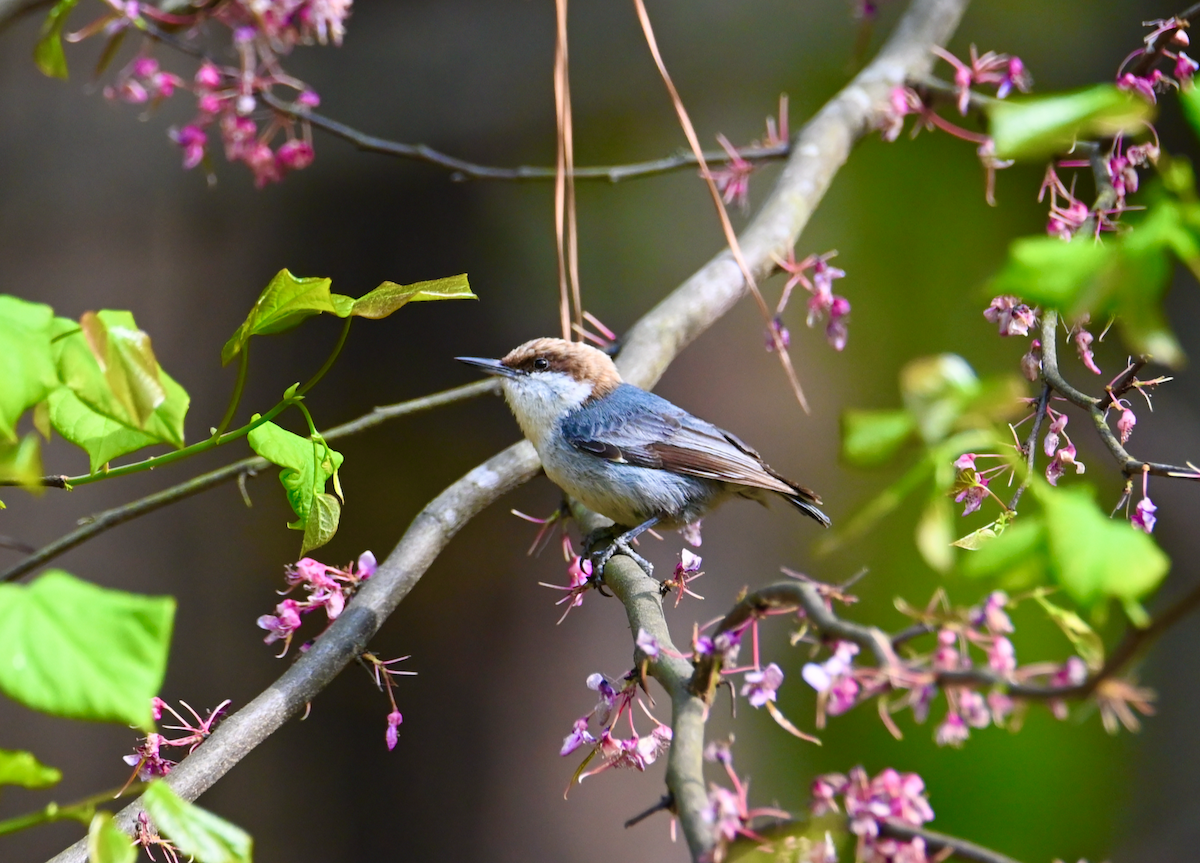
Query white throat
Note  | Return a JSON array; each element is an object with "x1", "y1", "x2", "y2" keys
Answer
[{"x1": 501, "y1": 371, "x2": 593, "y2": 450}]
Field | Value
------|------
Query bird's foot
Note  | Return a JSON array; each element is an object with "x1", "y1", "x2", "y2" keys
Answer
[{"x1": 586, "y1": 517, "x2": 659, "y2": 579}]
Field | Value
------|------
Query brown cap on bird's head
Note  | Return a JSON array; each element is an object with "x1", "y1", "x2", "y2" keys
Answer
[{"x1": 500, "y1": 338, "x2": 623, "y2": 398}]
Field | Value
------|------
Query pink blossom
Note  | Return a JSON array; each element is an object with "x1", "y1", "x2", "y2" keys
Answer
[
  {"x1": 298, "y1": 89, "x2": 322, "y2": 107},
  {"x1": 1117, "y1": 407, "x2": 1137, "y2": 443},
  {"x1": 1175, "y1": 51, "x2": 1198, "y2": 82},
  {"x1": 711, "y1": 133, "x2": 755, "y2": 212},
  {"x1": 1074, "y1": 327, "x2": 1101, "y2": 374},
  {"x1": 276, "y1": 139, "x2": 315, "y2": 172},
  {"x1": 1132, "y1": 496, "x2": 1157, "y2": 533},
  {"x1": 356, "y1": 550, "x2": 377, "y2": 578},
  {"x1": 256, "y1": 598, "x2": 302, "y2": 648},
  {"x1": 560, "y1": 717, "x2": 595, "y2": 756},
  {"x1": 983, "y1": 295, "x2": 1036, "y2": 336},
  {"x1": 1045, "y1": 443, "x2": 1084, "y2": 486},
  {"x1": 953, "y1": 453, "x2": 977, "y2": 470},
  {"x1": 171, "y1": 125, "x2": 207, "y2": 170},
  {"x1": 955, "y1": 479, "x2": 988, "y2": 516},
  {"x1": 741, "y1": 663, "x2": 784, "y2": 708},
  {"x1": 195, "y1": 63, "x2": 223, "y2": 89},
  {"x1": 935, "y1": 711, "x2": 969, "y2": 747},
  {"x1": 987, "y1": 636, "x2": 1016, "y2": 674},
  {"x1": 385, "y1": 709, "x2": 402, "y2": 750},
  {"x1": 635, "y1": 627, "x2": 660, "y2": 659},
  {"x1": 1044, "y1": 412, "x2": 1068, "y2": 457},
  {"x1": 969, "y1": 591, "x2": 1013, "y2": 634},
  {"x1": 1117, "y1": 70, "x2": 1165, "y2": 102}
]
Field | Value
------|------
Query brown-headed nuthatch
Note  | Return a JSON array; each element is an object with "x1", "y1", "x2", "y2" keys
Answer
[{"x1": 458, "y1": 338, "x2": 829, "y2": 575}]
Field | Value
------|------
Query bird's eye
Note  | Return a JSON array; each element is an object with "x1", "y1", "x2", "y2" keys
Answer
[{"x1": 533, "y1": 357, "x2": 550, "y2": 371}]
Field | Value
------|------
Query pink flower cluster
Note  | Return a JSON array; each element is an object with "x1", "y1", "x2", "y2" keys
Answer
[
  {"x1": 812, "y1": 767, "x2": 934, "y2": 863},
  {"x1": 123, "y1": 697, "x2": 231, "y2": 781},
  {"x1": 703, "y1": 740, "x2": 792, "y2": 862},
  {"x1": 560, "y1": 672, "x2": 671, "y2": 781},
  {"x1": 802, "y1": 640, "x2": 860, "y2": 717},
  {"x1": 73, "y1": 0, "x2": 351, "y2": 186},
  {"x1": 1117, "y1": 17, "x2": 1195, "y2": 102},
  {"x1": 773, "y1": 249, "x2": 851, "y2": 351},
  {"x1": 933, "y1": 45, "x2": 1032, "y2": 115},
  {"x1": 983, "y1": 295, "x2": 1036, "y2": 337},
  {"x1": 256, "y1": 551, "x2": 376, "y2": 655}
]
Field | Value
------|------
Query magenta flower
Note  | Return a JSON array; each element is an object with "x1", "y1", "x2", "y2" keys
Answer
[
  {"x1": 1132, "y1": 496, "x2": 1157, "y2": 533},
  {"x1": 1117, "y1": 406, "x2": 1137, "y2": 443},
  {"x1": 1074, "y1": 327, "x2": 1101, "y2": 375},
  {"x1": 741, "y1": 663, "x2": 784, "y2": 708},
  {"x1": 385, "y1": 710, "x2": 403, "y2": 751},
  {"x1": 935, "y1": 711, "x2": 970, "y2": 747},
  {"x1": 987, "y1": 636, "x2": 1017, "y2": 674},
  {"x1": 635, "y1": 627, "x2": 660, "y2": 659},
  {"x1": 256, "y1": 598, "x2": 303, "y2": 651},
  {"x1": 1045, "y1": 443, "x2": 1085, "y2": 486},
  {"x1": 983, "y1": 295, "x2": 1036, "y2": 336},
  {"x1": 969, "y1": 591, "x2": 1013, "y2": 634},
  {"x1": 802, "y1": 641, "x2": 860, "y2": 715},
  {"x1": 711, "y1": 133, "x2": 755, "y2": 212},
  {"x1": 560, "y1": 717, "x2": 595, "y2": 756},
  {"x1": 194, "y1": 63, "x2": 223, "y2": 89},
  {"x1": 1043, "y1": 412, "x2": 1068, "y2": 457}
]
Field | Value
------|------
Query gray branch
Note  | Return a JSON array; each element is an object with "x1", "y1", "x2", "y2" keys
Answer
[{"x1": 47, "y1": 0, "x2": 969, "y2": 860}]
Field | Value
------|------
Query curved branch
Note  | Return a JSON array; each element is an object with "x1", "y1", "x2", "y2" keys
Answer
[
  {"x1": 49, "y1": 0, "x2": 970, "y2": 860},
  {"x1": 1040, "y1": 311, "x2": 1200, "y2": 482},
  {"x1": 0, "y1": 380, "x2": 497, "y2": 584}
]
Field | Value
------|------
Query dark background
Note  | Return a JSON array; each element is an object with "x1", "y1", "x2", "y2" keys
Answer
[{"x1": 1, "y1": 0, "x2": 1199, "y2": 860}]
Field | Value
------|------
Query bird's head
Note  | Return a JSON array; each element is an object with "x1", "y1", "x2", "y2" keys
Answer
[{"x1": 457, "y1": 338, "x2": 622, "y2": 443}]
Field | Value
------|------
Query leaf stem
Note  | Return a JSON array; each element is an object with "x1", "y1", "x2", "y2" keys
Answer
[
  {"x1": 298, "y1": 316, "x2": 352, "y2": 397},
  {"x1": 212, "y1": 344, "x2": 250, "y2": 438},
  {"x1": 0, "y1": 783, "x2": 146, "y2": 837}
]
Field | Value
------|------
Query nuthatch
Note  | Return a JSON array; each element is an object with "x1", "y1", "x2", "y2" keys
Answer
[{"x1": 458, "y1": 338, "x2": 829, "y2": 576}]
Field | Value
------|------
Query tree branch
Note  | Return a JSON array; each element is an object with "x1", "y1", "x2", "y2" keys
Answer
[
  {"x1": 259, "y1": 90, "x2": 790, "y2": 183},
  {"x1": 1040, "y1": 310, "x2": 1200, "y2": 481},
  {"x1": 48, "y1": 0, "x2": 971, "y2": 859},
  {"x1": 0, "y1": 380, "x2": 497, "y2": 584},
  {"x1": 879, "y1": 818, "x2": 1025, "y2": 863}
]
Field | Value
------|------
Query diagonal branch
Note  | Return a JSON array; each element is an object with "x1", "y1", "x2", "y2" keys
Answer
[{"x1": 48, "y1": 1, "x2": 970, "y2": 860}]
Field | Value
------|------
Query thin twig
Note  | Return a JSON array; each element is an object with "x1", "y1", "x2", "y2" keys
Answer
[
  {"x1": 260, "y1": 90, "x2": 789, "y2": 183},
  {"x1": 0, "y1": 380, "x2": 497, "y2": 583},
  {"x1": 1007, "y1": 382, "x2": 1051, "y2": 511}
]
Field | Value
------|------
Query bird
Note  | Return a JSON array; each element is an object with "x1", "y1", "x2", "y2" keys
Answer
[{"x1": 457, "y1": 338, "x2": 829, "y2": 576}]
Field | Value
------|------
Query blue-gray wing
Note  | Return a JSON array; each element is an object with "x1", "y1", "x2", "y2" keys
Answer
[{"x1": 560, "y1": 384, "x2": 798, "y2": 495}]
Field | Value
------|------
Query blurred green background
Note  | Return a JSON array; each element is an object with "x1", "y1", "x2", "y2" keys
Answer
[{"x1": 0, "y1": 0, "x2": 1197, "y2": 860}]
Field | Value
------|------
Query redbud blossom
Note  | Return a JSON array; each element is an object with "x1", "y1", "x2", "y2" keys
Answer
[
  {"x1": 385, "y1": 710, "x2": 403, "y2": 750},
  {"x1": 983, "y1": 295, "x2": 1036, "y2": 336},
  {"x1": 635, "y1": 628, "x2": 660, "y2": 659},
  {"x1": 1074, "y1": 327, "x2": 1101, "y2": 375},
  {"x1": 560, "y1": 717, "x2": 595, "y2": 756},
  {"x1": 1175, "y1": 51, "x2": 1199, "y2": 82},
  {"x1": 1118, "y1": 70, "x2": 1165, "y2": 102},
  {"x1": 1132, "y1": 497, "x2": 1157, "y2": 534},
  {"x1": 1045, "y1": 443, "x2": 1085, "y2": 486},
  {"x1": 987, "y1": 636, "x2": 1017, "y2": 674},
  {"x1": 1117, "y1": 406, "x2": 1137, "y2": 443},
  {"x1": 1021, "y1": 340, "x2": 1042, "y2": 381},
  {"x1": 711, "y1": 134, "x2": 754, "y2": 212},
  {"x1": 195, "y1": 63, "x2": 222, "y2": 89},
  {"x1": 1044, "y1": 413, "x2": 1068, "y2": 458},
  {"x1": 935, "y1": 711, "x2": 970, "y2": 747},
  {"x1": 741, "y1": 663, "x2": 784, "y2": 708},
  {"x1": 958, "y1": 690, "x2": 991, "y2": 728}
]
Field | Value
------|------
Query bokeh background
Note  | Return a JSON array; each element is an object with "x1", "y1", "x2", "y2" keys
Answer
[{"x1": 1, "y1": 0, "x2": 1198, "y2": 860}]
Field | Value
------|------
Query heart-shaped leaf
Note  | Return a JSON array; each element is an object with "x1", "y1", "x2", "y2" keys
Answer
[
  {"x1": 143, "y1": 782, "x2": 253, "y2": 863},
  {"x1": 0, "y1": 571, "x2": 174, "y2": 730},
  {"x1": 349, "y1": 275, "x2": 474, "y2": 319}
]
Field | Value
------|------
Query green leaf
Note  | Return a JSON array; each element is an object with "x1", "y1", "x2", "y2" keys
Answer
[
  {"x1": 221, "y1": 270, "x2": 338, "y2": 365},
  {"x1": 88, "y1": 811, "x2": 136, "y2": 863},
  {"x1": 1033, "y1": 593, "x2": 1105, "y2": 671},
  {"x1": 989, "y1": 85, "x2": 1155, "y2": 161},
  {"x1": 990, "y1": 235, "x2": 1113, "y2": 309},
  {"x1": 53, "y1": 318, "x2": 189, "y2": 449},
  {"x1": 899, "y1": 354, "x2": 980, "y2": 444},
  {"x1": 0, "y1": 748, "x2": 61, "y2": 789},
  {"x1": 0, "y1": 433, "x2": 44, "y2": 491},
  {"x1": 0, "y1": 571, "x2": 174, "y2": 729},
  {"x1": 1032, "y1": 483, "x2": 1170, "y2": 608},
  {"x1": 1181, "y1": 82, "x2": 1200, "y2": 140},
  {"x1": 247, "y1": 422, "x2": 344, "y2": 536},
  {"x1": 840, "y1": 409, "x2": 915, "y2": 467},
  {"x1": 79, "y1": 311, "x2": 167, "y2": 429},
  {"x1": 991, "y1": 202, "x2": 1190, "y2": 367},
  {"x1": 951, "y1": 511, "x2": 1014, "y2": 550},
  {"x1": 48, "y1": 388, "x2": 156, "y2": 474},
  {"x1": 33, "y1": 0, "x2": 80, "y2": 80},
  {"x1": 916, "y1": 494, "x2": 954, "y2": 572},
  {"x1": 143, "y1": 781, "x2": 253, "y2": 863},
  {"x1": 301, "y1": 492, "x2": 341, "y2": 556},
  {"x1": 349, "y1": 275, "x2": 475, "y2": 319},
  {"x1": 960, "y1": 516, "x2": 1046, "y2": 576},
  {"x1": 0, "y1": 296, "x2": 59, "y2": 443}
]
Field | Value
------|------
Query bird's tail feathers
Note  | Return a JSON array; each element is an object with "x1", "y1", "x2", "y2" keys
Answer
[{"x1": 783, "y1": 489, "x2": 831, "y2": 528}]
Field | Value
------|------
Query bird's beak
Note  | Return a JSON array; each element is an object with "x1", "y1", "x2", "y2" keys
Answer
[{"x1": 456, "y1": 356, "x2": 518, "y2": 378}]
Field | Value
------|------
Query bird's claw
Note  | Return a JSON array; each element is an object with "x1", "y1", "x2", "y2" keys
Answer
[{"x1": 591, "y1": 535, "x2": 654, "y2": 579}]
